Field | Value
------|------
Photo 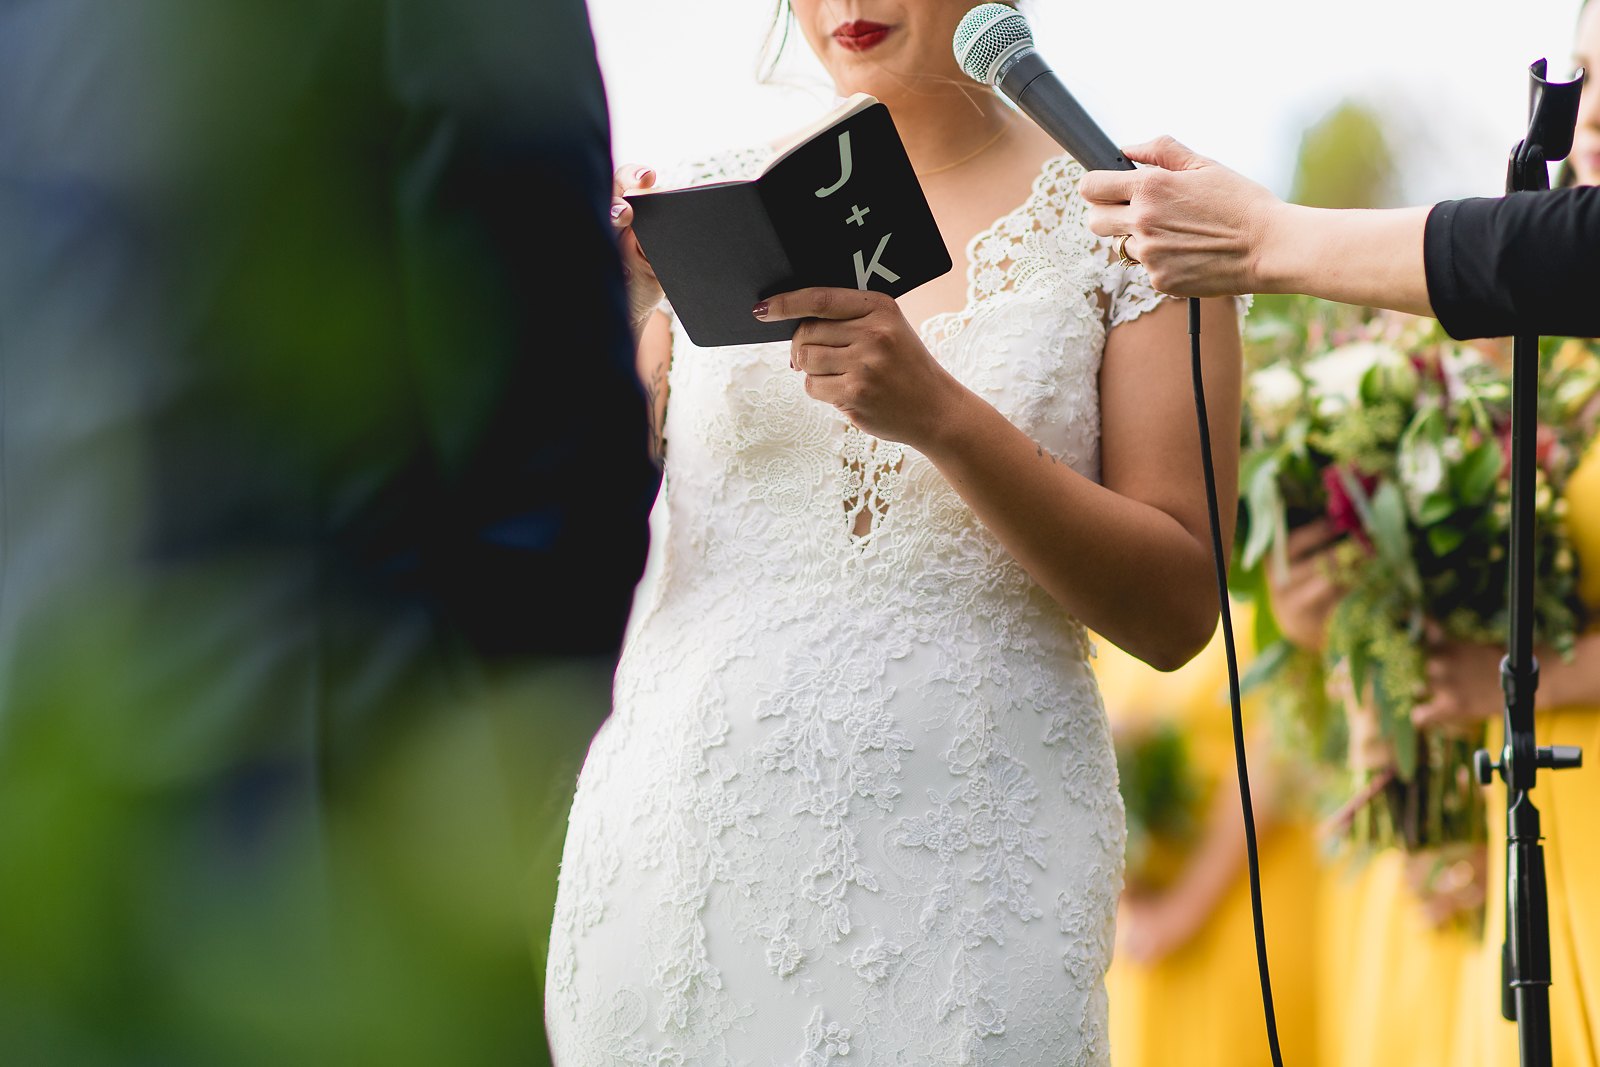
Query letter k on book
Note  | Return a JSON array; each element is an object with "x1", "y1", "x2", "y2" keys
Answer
[{"x1": 627, "y1": 95, "x2": 951, "y2": 347}]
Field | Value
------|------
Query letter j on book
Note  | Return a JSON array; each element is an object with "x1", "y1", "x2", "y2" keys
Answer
[
  {"x1": 854, "y1": 233, "x2": 900, "y2": 290},
  {"x1": 815, "y1": 132, "x2": 853, "y2": 198}
]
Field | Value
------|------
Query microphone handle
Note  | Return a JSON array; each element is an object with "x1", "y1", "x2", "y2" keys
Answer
[{"x1": 997, "y1": 51, "x2": 1134, "y2": 172}]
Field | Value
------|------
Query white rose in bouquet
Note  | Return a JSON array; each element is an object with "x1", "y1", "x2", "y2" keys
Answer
[
  {"x1": 1398, "y1": 433, "x2": 1446, "y2": 520},
  {"x1": 1303, "y1": 342, "x2": 1412, "y2": 415},
  {"x1": 1246, "y1": 363, "x2": 1305, "y2": 438}
]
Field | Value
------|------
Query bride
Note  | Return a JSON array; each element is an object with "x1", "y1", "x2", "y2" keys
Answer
[{"x1": 546, "y1": 1, "x2": 1243, "y2": 1063}]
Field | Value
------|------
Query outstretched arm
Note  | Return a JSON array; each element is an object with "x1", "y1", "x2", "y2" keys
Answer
[
  {"x1": 1080, "y1": 136, "x2": 1600, "y2": 339},
  {"x1": 1078, "y1": 136, "x2": 1432, "y2": 315}
]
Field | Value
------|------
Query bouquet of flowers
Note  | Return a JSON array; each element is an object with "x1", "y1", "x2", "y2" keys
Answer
[
  {"x1": 1233, "y1": 296, "x2": 1600, "y2": 855},
  {"x1": 1115, "y1": 720, "x2": 1204, "y2": 894}
]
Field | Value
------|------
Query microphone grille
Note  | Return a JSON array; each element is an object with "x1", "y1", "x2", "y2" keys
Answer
[{"x1": 953, "y1": 4, "x2": 1034, "y2": 86}]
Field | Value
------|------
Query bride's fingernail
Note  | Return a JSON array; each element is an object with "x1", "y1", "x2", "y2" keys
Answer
[
  {"x1": 752, "y1": 301, "x2": 769, "y2": 319},
  {"x1": 637, "y1": 167, "x2": 655, "y2": 183},
  {"x1": 610, "y1": 201, "x2": 626, "y2": 219}
]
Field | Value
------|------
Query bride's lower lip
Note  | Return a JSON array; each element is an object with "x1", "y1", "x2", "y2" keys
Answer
[{"x1": 835, "y1": 28, "x2": 891, "y2": 51}]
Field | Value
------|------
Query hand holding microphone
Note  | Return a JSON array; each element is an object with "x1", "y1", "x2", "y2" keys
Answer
[
  {"x1": 1077, "y1": 129, "x2": 1600, "y2": 340},
  {"x1": 1077, "y1": 137, "x2": 1288, "y2": 299},
  {"x1": 952, "y1": 2, "x2": 1284, "y2": 304},
  {"x1": 949, "y1": 3, "x2": 1430, "y2": 320},
  {"x1": 951, "y1": 6, "x2": 1274, "y2": 296}
]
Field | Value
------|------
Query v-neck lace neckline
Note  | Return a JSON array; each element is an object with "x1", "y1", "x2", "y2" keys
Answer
[{"x1": 911, "y1": 153, "x2": 1076, "y2": 347}]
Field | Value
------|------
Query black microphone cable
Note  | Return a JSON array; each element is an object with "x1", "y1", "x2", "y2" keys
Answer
[
  {"x1": 954, "y1": 10, "x2": 1288, "y2": 1060},
  {"x1": 1186, "y1": 296, "x2": 1284, "y2": 1067}
]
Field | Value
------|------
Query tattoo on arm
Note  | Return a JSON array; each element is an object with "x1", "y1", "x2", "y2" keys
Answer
[{"x1": 643, "y1": 357, "x2": 670, "y2": 466}]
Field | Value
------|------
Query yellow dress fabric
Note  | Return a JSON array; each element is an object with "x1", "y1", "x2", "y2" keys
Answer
[
  {"x1": 1094, "y1": 610, "x2": 1322, "y2": 1067},
  {"x1": 1316, "y1": 851, "x2": 1484, "y2": 1067},
  {"x1": 1470, "y1": 441, "x2": 1600, "y2": 1066}
]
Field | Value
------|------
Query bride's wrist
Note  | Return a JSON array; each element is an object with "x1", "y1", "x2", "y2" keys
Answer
[{"x1": 910, "y1": 374, "x2": 982, "y2": 458}]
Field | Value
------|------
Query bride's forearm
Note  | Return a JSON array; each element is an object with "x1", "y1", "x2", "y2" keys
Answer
[{"x1": 917, "y1": 389, "x2": 1221, "y2": 671}]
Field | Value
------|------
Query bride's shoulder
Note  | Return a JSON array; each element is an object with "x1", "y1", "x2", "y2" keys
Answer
[
  {"x1": 1008, "y1": 152, "x2": 1095, "y2": 233},
  {"x1": 1030, "y1": 155, "x2": 1092, "y2": 202}
]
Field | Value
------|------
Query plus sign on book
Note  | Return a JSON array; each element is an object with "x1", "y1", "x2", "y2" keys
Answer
[{"x1": 626, "y1": 94, "x2": 953, "y2": 348}]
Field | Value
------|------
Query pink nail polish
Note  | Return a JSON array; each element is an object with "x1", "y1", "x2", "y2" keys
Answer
[
  {"x1": 638, "y1": 168, "x2": 655, "y2": 183},
  {"x1": 752, "y1": 301, "x2": 769, "y2": 319},
  {"x1": 610, "y1": 202, "x2": 625, "y2": 219}
]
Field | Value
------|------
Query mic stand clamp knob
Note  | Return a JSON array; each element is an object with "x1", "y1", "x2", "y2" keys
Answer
[{"x1": 1473, "y1": 746, "x2": 1584, "y2": 786}]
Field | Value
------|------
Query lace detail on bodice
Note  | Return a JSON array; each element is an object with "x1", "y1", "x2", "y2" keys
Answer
[
  {"x1": 919, "y1": 154, "x2": 1171, "y2": 350},
  {"x1": 546, "y1": 144, "x2": 1162, "y2": 1067}
]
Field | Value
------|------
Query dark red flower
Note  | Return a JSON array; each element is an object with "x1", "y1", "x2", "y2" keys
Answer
[{"x1": 1323, "y1": 465, "x2": 1379, "y2": 543}]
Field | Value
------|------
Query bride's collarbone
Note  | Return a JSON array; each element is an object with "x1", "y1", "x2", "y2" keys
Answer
[
  {"x1": 895, "y1": 271, "x2": 969, "y2": 335},
  {"x1": 898, "y1": 136, "x2": 1062, "y2": 325},
  {"x1": 895, "y1": 188, "x2": 1046, "y2": 330}
]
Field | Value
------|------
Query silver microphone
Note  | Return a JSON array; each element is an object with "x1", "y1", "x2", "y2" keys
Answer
[{"x1": 953, "y1": 4, "x2": 1133, "y2": 172}]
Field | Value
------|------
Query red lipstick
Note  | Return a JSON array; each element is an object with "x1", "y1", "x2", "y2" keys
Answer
[{"x1": 833, "y1": 20, "x2": 892, "y2": 52}]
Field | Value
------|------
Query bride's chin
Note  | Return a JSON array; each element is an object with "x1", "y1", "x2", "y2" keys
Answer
[{"x1": 825, "y1": 69, "x2": 907, "y2": 104}]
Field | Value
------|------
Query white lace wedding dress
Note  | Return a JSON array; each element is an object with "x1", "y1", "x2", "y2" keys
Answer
[{"x1": 546, "y1": 150, "x2": 1176, "y2": 1067}]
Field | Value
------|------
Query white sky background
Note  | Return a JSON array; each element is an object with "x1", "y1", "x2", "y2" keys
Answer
[{"x1": 588, "y1": 0, "x2": 1586, "y2": 204}]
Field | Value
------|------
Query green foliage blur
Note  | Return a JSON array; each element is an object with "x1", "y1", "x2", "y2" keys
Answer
[
  {"x1": 1289, "y1": 99, "x2": 1399, "y2": 210},
  {"x1": 0, "y1": 605, "x2": 581, "y2": 1066},
  {"x1": 1115, "y1": 722, "x2": 1203, "y2": 894}
]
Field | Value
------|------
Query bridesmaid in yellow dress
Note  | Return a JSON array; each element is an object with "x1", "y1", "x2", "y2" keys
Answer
[
  {"x1": 1313, "y1": 844, "x2": 1485, "y2": 1067},
  {"x1": 1415, "y1": 431, "x2": 1600, "y2": 1067},
  {"x1": 1269, "y1": 518, "x2": 1486, "y2": 1067},
  {"x1": 1094, "y1": 606, "x2": 1322, "y2": 1067}
]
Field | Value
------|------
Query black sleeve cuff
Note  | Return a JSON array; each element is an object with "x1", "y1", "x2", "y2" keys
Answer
[
  {"x1": 1425, "y1": 198, "x2": 1508, "y2": 340},
  {"x1": 1424, "y1": 189, "x2": 1600, "y2": 340}
]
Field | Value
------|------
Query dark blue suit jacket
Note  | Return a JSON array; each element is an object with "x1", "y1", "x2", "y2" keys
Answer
[{"x1": 0, "y1": 1, "x2": 655, "y2": 1059}]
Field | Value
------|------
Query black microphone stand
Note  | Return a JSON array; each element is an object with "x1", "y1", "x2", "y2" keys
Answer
[{"x1": 1472, "y1": 58, "x2": 1586, "y2": 1067}]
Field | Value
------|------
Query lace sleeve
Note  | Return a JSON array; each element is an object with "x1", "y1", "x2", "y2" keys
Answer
[
  {"x1": 1097, "y1": 253, "x2": 1177, "y2": 328},
  {"x1": 1063, "y1": 170, "x2": 1252, "y2": 329},
  {"x1": 1098, "y1": 253, "x2": 1253, "y2": 330}
]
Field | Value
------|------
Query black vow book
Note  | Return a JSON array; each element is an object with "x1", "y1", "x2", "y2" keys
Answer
[{"x1": 625, "y1": 94, "x2": 953, "y2": 348}]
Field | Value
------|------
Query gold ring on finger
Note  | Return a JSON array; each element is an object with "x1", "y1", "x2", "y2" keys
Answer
[{"x1": 1114, "y1": 233, "x2": 1139, "y2": 268}]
